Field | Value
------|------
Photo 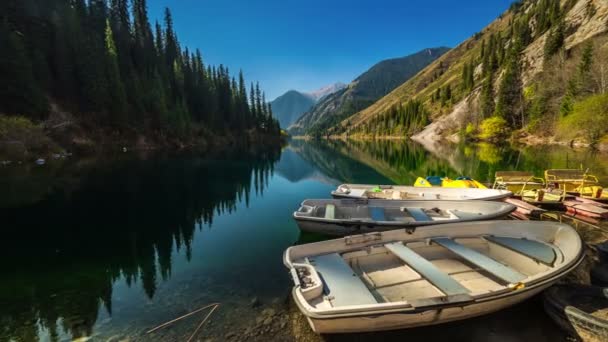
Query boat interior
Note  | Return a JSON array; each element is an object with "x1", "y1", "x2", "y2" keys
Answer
[
  {"x1": 545, "y1": 169, "x2": 604, "y2": 193},
  {"x1": 295, "y1": 235, "x2": 561, "y2": 310},
  {"x1": 520, "y1": 189, "x2": 568, "y2": 204},
  {"x1": 493, "y1": 171, "x2": 544, "y2": 193},
  {"x1": 312, "y1": 204, "x2": 482, "y2": 223}
]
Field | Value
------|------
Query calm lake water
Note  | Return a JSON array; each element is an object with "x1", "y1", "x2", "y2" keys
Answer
[{"x1": 2, "y1": 139, "x2": 608, "y2": 342}]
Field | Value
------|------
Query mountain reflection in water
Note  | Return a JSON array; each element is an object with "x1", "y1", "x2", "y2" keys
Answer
[{"x1": 1, "y1": 139, "x2": 607, "y2": 341}]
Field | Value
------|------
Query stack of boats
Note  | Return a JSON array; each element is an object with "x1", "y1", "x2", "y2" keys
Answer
[
  {"x1": 283, "y1": 171, "x2": 603, "y2": 334},
  {"x1": 493, "y1": 169, "x2": 608, "y2": 219}
]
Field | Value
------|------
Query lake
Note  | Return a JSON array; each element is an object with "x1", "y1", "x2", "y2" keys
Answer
[{"x1": 1, "y1": 139, "x2": 607, "y2": 342}]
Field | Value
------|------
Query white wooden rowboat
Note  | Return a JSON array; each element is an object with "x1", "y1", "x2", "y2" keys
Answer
[
  {"x1": 284, "y1": 221, "x2": 584, "y2": 333},
  {"x1": 332, "y1": 184, "x2": 512, "y2": 201}
]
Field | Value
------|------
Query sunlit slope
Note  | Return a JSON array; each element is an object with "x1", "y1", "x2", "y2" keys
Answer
[
  {"x1": 340, "y1": 0, "x2": 608, "y2": 137},
  {"x1": 343, "y1": 11, "x2": 513, "y2": 130}
]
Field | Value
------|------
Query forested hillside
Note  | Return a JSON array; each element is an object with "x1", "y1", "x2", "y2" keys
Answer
[
  {"x1": 290, "y1": 47, "x2": 448, "y2": 136},
  {"x1": 341, "y1": 0, "x2": 608, "y2": 147},
  {"x1": 0, "y1": 0, "x2": 280, "y2": 154}
]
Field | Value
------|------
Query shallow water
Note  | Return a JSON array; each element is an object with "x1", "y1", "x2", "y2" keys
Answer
[{"x1": 1, "y1": 140, "x2": 607, "y2": 341}]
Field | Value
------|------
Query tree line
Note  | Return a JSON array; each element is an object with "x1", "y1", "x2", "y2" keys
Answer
[
  {"x1": 0, "y1": 0, "x2": 280, "y2": 138},
  {"x1": 352, "y1": 99, "x2": 429, "y2": 136}
]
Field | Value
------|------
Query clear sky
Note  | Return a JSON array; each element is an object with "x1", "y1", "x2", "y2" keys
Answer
[{"x1": 147, "y1": 0, "x2": 513, "y2": 100}]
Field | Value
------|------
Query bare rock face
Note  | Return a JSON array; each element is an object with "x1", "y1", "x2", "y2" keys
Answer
[
  {"x1": 521, "y1": 0, "x2": 608, "y2": 85},
  {"x1": 416, "y1": 0, "x2": 608, "y2": 142},
  {"x1": 412, "y1": 90, "x2": 480, "y2": 142}
]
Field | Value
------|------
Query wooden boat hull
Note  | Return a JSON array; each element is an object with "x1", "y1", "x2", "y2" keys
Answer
[
  {"x1": 503, "y1": 198, "x2": 545, "y2": 217},
  {"x1": 294, "y1": 199, "x2": 516, "y2": 236},
  {"x1": 563, "y1": 201, "x2": 608, "y2": 219},
  {"x1": 332, "y1": 184, "x2": 512, "y2": 201},
  {"x1": 300, "y1": 283, "x2": 551, "y2": 333},
  {"x1": 285, "y1": 221, "x2": 584, "y2": 333}
]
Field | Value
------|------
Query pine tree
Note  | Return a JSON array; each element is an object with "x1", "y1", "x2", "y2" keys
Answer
[
  {"x1": 255, "y1": 82, "x2": 262, "y2": 123},
  {"x1": 0, "y1": 0, "x2": 280, "y2": 139},
  {"x1": 480, "y1": 73, "x2": 495, "y2": 118},
  {"x1": 544, "y1": 20, "x2": 565, "y2": 60},
  {"x1": 104, "y1": 19, "x2": 127, "y2": 125},
  {"x1": 0, "y1": 22, "x2": 48, "y2": 118}
]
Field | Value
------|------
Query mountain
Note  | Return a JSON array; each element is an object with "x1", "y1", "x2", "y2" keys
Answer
[
  {"x1": 288, "y1": 47, "x2": 450, "y2": 135},
  {"x1": 270, "y1": 90, "x2": 315, "y2": 128},
  {"x1": 271, "y1": 83, "x2": 346, "y2": 128},
  {"x1": 340, "y1": 0, "x2": 608, "y2": 146},
  {"x1": 308, "y1": 82, "x2": 347, "y2": 101}
]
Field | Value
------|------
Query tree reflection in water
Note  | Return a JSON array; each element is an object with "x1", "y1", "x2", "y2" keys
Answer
[{"x1": 0, "y1": 146, "x2": 281, "y2": 342}]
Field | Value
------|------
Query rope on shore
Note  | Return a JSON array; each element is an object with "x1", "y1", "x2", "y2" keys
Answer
[{"x1": 146, "y1": 302, "x2": 221, "y2": 341}]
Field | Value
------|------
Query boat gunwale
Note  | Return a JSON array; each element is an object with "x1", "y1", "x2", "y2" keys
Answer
[
  {"x1": 284, "y1": 221, "x2": 585, "y2": 320},
  {"x1": 292, "y1": 199, "x2": 517, "y2": 228},
  {"x1": 288, "y1": 250, "x2": 584, "y2": 320},
  {"x1": 331, "y1": 184, "x2": 513, "y2": 201}
]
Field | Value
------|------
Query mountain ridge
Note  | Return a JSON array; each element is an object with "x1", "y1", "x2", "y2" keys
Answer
[
  {"x1": 270, "y1": 83, "x2": 346, "y2": 128},
  {"x1": 289, "y1": 47, "x2": 450, "y2": 135},
  {"x1": 339, "y1": 0, "x2": 608, "y2": 146}
]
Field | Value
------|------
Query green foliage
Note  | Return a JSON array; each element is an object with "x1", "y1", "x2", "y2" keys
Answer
[
  {"x1": 463, "y1": 122, "x2": 477, "y2": 140},
  {"x1": 534, "y1": 0, "x2": 562, "y2": 34},
  {"x1": 558, "y1": 94, "x2": 608, "y2": 144},
  {"x1": 353, "y1": 99, "x2": 428, "y2": 136},
  {"x1": 440, "y1": 84, "x2": 452, "y2": 106},
  {"x1": 480, "y1": 73, "x2": 495, "y2": 119},
  {"x1": 461, "y1": 61, "x2": 475, "y2": 93},
  {"x1": 303, "y1": 47, "x2": 449, "y2": 136},
  {"x1": 586, "y1": 1, "x2": 597, "y2": 18},
  {"x1": 0, "y1": 0, "x2": 280, "y2": 138},
  {"x1": 544, "y1": 20, "x2": 565, "y2": 59},
  {"x1": 478, "y1": 116, "x2": 509, "y2": 141},
  {"x1": 0, "y1": 22, "x2": 48, "y2": 119},
  {"x1": 0, "y1": 115, "x2": 57, "y2": 156},
  {"x1": 494, "y1": 47, "x2": 523, "y2": 126}
]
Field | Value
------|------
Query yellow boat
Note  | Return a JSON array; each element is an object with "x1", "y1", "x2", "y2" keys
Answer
[
  {"x1": 493, "y1": 171, "x2": 544, "y2": 194},
  {"x1": 414, "y1": 176, "x2": 487, "y2": 189},
  {"x1": 545, "y1": 169, "x2": 607, "y2": 201},
  {"x1": 493, "y1": 171, "x2": 565, "y2": 206}
]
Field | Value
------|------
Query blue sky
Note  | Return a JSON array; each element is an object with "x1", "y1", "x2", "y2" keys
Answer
[{"x1": 148, "y1": 0, "x2": 513, "y2": 100}]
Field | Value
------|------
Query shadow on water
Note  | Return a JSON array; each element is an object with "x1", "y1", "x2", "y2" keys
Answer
[
  {"x1": 0, "y1": 146, "x2": 281, "y2": 341},
  {"x1": 2, "y1": 138, "x2": 608, "y2": 341}
]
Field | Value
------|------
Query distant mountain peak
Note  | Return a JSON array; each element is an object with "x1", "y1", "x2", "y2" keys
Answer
[
  {"x1": 288, "y1": 47, "x2": 449, "y2": 135},
  {"x1": 307, "y1": 82, "x2": 347, "y2": 101}
]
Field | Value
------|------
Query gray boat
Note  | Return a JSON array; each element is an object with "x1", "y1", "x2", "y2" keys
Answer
[{"x1": 294, "y1": 199, "x2": 517, "y2": 236}]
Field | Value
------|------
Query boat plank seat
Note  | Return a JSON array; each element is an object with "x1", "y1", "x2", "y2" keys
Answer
[
  {"x1": 485, "y1": 236, "x2": 556, "y2": 266},
  {"x1": 385, "y1": 242, "x2": 470, "y2": 297},
  {"x1": 369, "y1": 207, "x2": 386, "y2": 221},
  {"x1": 325, "y1": 204, "x2": 335, "y2": 219},
  {"x1": 405, "y1": 208, "x2": 432, "y2": 222},
  {"x1": 448, "y1": 210, "x2": 481, "y2": 220},
  {"x1": 348, "y1": 189, "x2": 366, "y2": 197},
  {"x1": 431, "y1": 238, "x2": 527, "y2": 284},
  {"x1": 545, "y1": 169, "x2": 590, "y2": 182},
  {"x1": 495, "y1": 171, "x2": 534, "y2": 178},
  {"x1": 495, "y1": 171, "x2": 542, "y2": 184},
  {"x1": 309, "y1": 253, "x2": 377, "y2": 307}
]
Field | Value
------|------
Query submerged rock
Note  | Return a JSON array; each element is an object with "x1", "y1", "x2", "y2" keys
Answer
[{"x1": 250, "y1": 297, "x2": 261, "y2": 308}]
